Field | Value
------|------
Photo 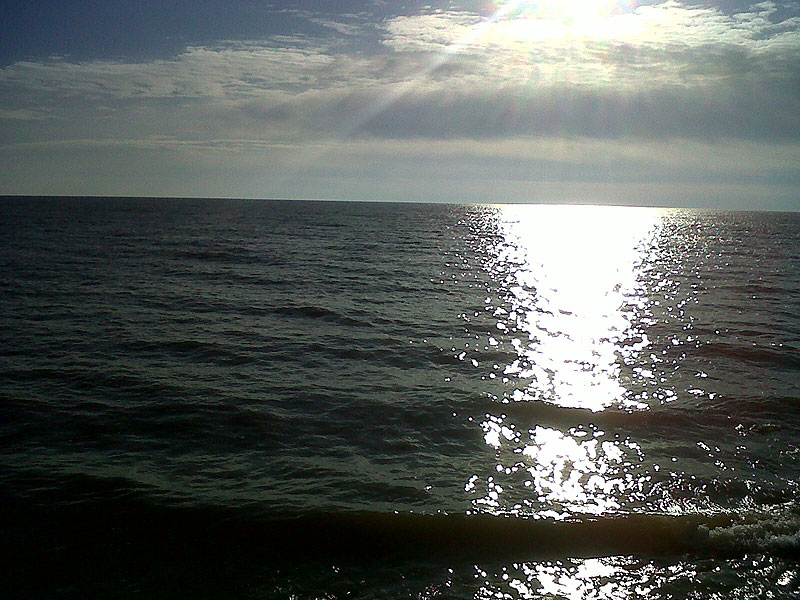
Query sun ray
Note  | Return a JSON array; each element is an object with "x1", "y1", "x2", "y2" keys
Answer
[{"x1": 275, "y1": 0, "x2": 648, "y2": 190}]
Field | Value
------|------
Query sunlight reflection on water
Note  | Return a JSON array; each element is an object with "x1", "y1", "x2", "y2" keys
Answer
[
  {"x1": 489, "y1": 204, "x2": 662, "y2": 412},
  {"x1": 470, "y1": 556, "x2": 700, "y2": 600},
  {"x1": 469, "y1": 204, "x2": 663, "y2": 518}
]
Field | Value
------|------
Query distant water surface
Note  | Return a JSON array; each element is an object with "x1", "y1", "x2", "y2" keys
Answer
[{"x1": 1, "y1": 198, "x2": 799, "y2": 598}]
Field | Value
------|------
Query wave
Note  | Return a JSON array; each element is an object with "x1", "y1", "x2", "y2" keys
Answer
[
  {"x1": 168, "y1": 247, "x2": 265, "y2": 265},
  {"x1": 485, "y1": 397, "x2": 800, "y2": 434},
  {"x1": 700, "y1": 507, "x2": 800, "y2": 556},
  {"x1": 481, "y1": 399, "x2": 704, "y2": 433},
  {"x1": 272, "y1": 305, "x2": 375, "y2": 328},
  {"x1": 696, "y1": 341, "x2": 800, "y2": 371},
  {"x1": 4, "y1": 472, "x2": 799, "y2": 563},
  {"x1": 195, "y1": 509, "x2": 800, "y2": 561}
]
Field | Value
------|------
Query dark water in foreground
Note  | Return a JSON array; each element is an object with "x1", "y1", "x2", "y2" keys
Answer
[{"x1": 2, "y1": 197, "x2": 800, "y2": 598}]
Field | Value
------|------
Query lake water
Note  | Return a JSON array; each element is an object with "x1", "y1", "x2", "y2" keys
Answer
[{"x1": 2, "y1": 198, "x2": 799, "y2": 598}]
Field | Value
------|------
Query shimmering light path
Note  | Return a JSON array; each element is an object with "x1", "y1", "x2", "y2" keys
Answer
[
  {"x1": 452, "y1": 204, "x2": 798, "y2": 524},
  {"x1": 458, "y1": 205, "x2": 660, "y2": 518},
  {"x1": 490, "y1": 205, "x2": 660, "y2": 411}
]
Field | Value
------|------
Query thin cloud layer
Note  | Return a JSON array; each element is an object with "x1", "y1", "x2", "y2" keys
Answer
[{"x1": 0, "y1": 0, "x2": 798, "y2": 206}]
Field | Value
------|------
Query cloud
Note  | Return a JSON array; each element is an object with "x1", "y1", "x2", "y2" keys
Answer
[
  {"x1": 4, "y1": 134, "x2": 797, "y2": 208},
  {"x1": 0, "y1": 40, "x2": 334, "y2": 101},
  {"x1": 1, "y1": 2, "x2": 796, "y2": 138},
  {"x1": 0, "y1": 1, "x2": 798, "y2": 205},
  {"x1": 381, "y1": 1, "x2": 800, "y2": 87}
]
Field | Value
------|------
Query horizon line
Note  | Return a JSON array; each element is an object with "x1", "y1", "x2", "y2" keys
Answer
[{"x1": 1, "y1": 194, "x2": 798, "y2": 213}]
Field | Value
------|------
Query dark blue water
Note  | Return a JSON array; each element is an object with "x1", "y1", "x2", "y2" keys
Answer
[{"x1": 2, "y1": 197, "x2": 799, "y2": 598}]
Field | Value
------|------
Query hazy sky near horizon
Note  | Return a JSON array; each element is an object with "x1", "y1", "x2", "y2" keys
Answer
[{"x1": 1, "y1": 0, "x2": 799, "y2": 208}]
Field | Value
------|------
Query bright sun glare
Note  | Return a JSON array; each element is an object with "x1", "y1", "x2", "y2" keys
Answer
[
  {"x1": 492, "y1": 204, "x2": 661, "y2": 412},
  {"x1": 501, "y1": 0, "x2": 629, "y2": 19},
  {"x1": 485, "y1": 0, "x2": 643, "y2": 44}
]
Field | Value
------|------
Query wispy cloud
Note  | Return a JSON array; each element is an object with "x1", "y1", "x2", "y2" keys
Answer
[
  {"x1": 381, "y1": 1, "x2": 800, "y2": 87},
  {"x1": 0, "y1": 40, "x2": 334, "y2": 100},
  {"x1": 0, "y1": 1, "x2": 798, "y2": 205}
]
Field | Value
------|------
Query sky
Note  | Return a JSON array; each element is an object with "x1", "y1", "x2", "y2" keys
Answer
[{"x1": 1, "y1": 0, "x2": 799, "y2": 208}]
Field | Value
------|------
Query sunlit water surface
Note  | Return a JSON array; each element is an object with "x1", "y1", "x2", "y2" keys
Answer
[{"x1": 2, "y1": 198, "x2": 799, "y2": 598}]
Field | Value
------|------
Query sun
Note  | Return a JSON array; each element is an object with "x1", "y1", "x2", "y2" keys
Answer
[
  {"x1": 494, "y1": 0, "x2": 633, "y2": 21},
  {"x1": 479, "y1": 0, "x2": 644, "y2": 46}
]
